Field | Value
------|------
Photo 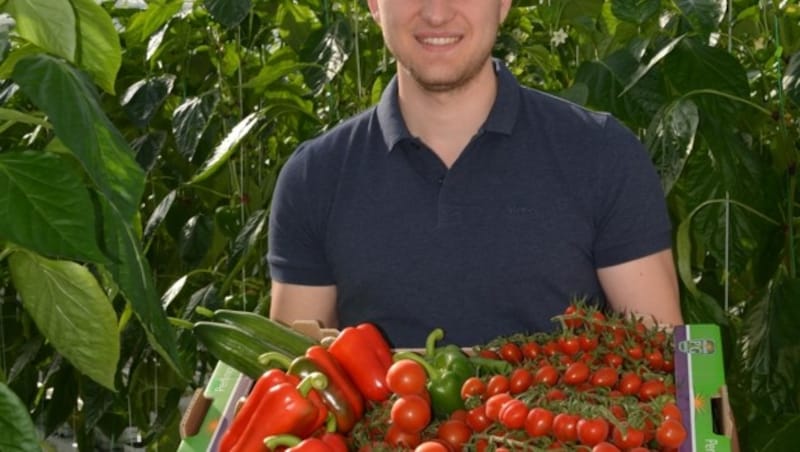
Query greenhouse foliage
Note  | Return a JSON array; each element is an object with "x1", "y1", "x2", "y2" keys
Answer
[{"x1": 0, "y1": 0, "x2": 798, "y2": 450}]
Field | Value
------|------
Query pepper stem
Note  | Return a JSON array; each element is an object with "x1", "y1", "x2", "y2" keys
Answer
[
  {"x1": 393, "y1": 351, "x2": 440, "y2": 379},
  {"x1": 264, "y1": 434, "x2": 301, "y2": 449},
  {"x1": 469, "y1": 356, "x2": 512, "y2": 375},
  {"x1": 297, "y1": 371, "x2": 328, "y2": 396},
  {"x1": 425, "y1": 328, "x2": 445, "y2": 357},
  {"x1": 258, "y1": 351, "x2": 292, "y2": 369}
]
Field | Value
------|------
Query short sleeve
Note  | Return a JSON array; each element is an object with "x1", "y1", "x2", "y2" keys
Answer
[
  {"x1": 592, "y1": 117, "x2": 673, "y2": 267},
  {"x1": 267, "y1": 145, "x2": 336, "y2": 285}
]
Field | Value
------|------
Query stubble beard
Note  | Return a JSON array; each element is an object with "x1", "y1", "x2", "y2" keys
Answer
[{"x1": 399, "y1": 47, "x2": 494, "y2": 94}]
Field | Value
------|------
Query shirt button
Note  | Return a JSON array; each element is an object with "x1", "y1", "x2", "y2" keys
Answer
[{"x1": 437, "y1": 176, "x2": 444, "y2": 185}]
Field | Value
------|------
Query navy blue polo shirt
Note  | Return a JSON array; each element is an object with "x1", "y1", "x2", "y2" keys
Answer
[{"x1": 268, "y1": 61, "x2": 672, "y2": 347}]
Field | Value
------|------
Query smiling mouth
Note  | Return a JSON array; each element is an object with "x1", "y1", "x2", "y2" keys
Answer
[{"x1": 418, "y1": 36, "x2": 460, "y2": 46}]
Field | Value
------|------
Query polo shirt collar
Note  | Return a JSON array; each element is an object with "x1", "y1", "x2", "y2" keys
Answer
[{"x1": 376, "y1": 59, "x2": 521, "y2": 152}]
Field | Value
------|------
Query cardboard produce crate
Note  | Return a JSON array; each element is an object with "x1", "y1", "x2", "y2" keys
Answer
[
  {"x1": 179, "y1": 322, "x2": 740, "y2": 451},
  {"x1": 673, "y1": 324, "x2": 739, "y2": 452}
]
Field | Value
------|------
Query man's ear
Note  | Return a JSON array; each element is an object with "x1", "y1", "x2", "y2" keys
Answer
[{"x1": 366, "y1": 0, "x2": 380, "y2": 23}]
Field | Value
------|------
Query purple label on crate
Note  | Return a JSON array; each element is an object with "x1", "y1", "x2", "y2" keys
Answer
[{"x1": 674, "y1": 325, "x2": 693, "y2": 452}]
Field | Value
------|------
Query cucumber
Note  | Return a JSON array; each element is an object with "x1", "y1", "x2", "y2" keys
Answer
[
  {"x1": 212, "y1": 309, "x2": 318, "y2": 357},
  {"x1": 193, "y1": 321, "x2": 289, "y2": 378}
]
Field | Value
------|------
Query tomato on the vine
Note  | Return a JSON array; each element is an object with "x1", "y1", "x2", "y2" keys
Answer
[
  {"x1": 460, "y1": 376, "x2": 486, "y2": 400},
  {"x1": 611, "y1": 424, "x2": 645, "y2": 449},
  {"x1": 533, "y1": 364, "x2": 559, "y2": 386},
  {"x1": 626, "y1": 343, "x2": 644, "y2": 360},
  {"x1": 385, "y1": 424, "x2": 422, "y2": 448},
  {"x1": 589, "y1": 366, "x2": 618, "y2": 388},
  {"x1": 524, "y1": 407, "x2": 554, "y2": 437},
  {"x1": 603, "y1": 352, "x2": 623, "y2": 369},
  {"x1": 546, "y1": 388, "x2": 567, "y2": 401},
  {"x1": 521, "y1": 341, "x2": 541, "y2": 360},
  {"x1": 577, "y1": 417, "x2": 610, "y2": 446},
  {"x1": 390, "y1": 394, "x2": 431, "y2": 433},
  {"x1": 579, "y1": 334, "x2": 599, "y2": 352},
  {"x1": 485, "y1": 374, "x2": 510, "y2": 397},
  {"x1": 484, "y1": 393, "x2": 513, "y2": 421},
  {"x1": 562, "y1": 361, "x2": 590, "y2": 385},
  {"x1": 656, "y1": 418, "x2": 688, "y2": 448},
  {"x1": 498, "y1": 398, "x2": 528, "y2": 430},
  {"x1": 646, "y1": 348, "x2": 665, "y2": 370},
  {"x1": 436, "y1": 419, "x2": 472, "y2": 450},
  {"x1": 466, "y1": 405, "x2": 491, "y2": 432},
  {"x1": 498, "y1": 342, "x2": 523, "y2": 364},
  {"x1": 414, "y1": 440, "x2": 453, "y2": 452},
  {"x1": 661, "y1": 402, "x2": 682, "y2": 422},
  {"x1": 509, "y1": 368, "x2": 533, "y2": 394},
  {"x1": 618, "y1": 372, "x2": 642, "y2": 396},
  {"x1": 386, "y1": 359, "x2": 428, "y2": 396},
  {"x1": 563, "y1": 305, "x2": 585, "y2": 329},
  {"x1": 558, "y1": 335, "x2": 581, "y2": 356},
  {"x1": 591, "y1": 442, "x2": 621, "y2": 452},
  {"x1": 638, "y1": 379, "x2": 667, "y2": 401},
  {"x1": 552, "y1": 413, "x2": 580, "y2": 442}
]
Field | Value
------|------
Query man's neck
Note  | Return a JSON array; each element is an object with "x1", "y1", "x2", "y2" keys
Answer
[{"x1": 397, "y1": 61, "x2": 498, "y2": 168}]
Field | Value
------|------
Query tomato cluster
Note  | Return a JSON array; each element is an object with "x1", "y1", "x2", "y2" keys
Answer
[{"x1": 348, "y1": 302, "x2": 687, "y2": 452}]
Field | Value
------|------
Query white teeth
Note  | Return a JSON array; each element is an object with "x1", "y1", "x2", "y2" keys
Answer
[{"x1": 421, "y1": 36, "x2": 459, "y2": 46}]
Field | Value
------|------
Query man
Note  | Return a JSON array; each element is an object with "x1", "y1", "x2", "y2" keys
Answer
[{"x1": 267, "y1": 0, "x2": 683, "y2": 347}]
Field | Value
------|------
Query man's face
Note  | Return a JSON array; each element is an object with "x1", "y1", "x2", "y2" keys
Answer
[{"x1": 367, "y1": 0, "x2": 512, "y2": 93}]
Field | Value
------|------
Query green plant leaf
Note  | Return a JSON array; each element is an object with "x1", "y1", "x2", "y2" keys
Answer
[
  {"x1": 784, "y1": 52, "x2": 800, "y2": 107},
  {"x1": 190, "y1": 111, "x2": 261, "y2": 184},
  {"x1": 644, "y1": 98, "x2": 699, "y2": 194},
  {"x1": 172, "y1": 92, "x2": 219, "y2": 161},
  {"x1": 8, "y1": 250, "x2": 120, "y2": 390},
  {"x1": 204, "y1": 0, "x2": 251, "y2": 29},
  {"x1": 123, "y1": 0, "x2": 184, "y2": 44},
  {"x1": 0, "y1": 107, "x2": 49, "y2": 128},
  {"x1": 12, "y1": 54, "x2": 145, "y2": 222},
  {"x1": 674, "y1": 0, "x2": 726, "y2": 35},
  {"x1": 0, "y1": 383, "x2": 39, "y2": 452},
  {"x1": 99, "y1": 197, "x2": 187, "y2": 379},
  {"x1": 610, "y1": 0, "x2": 660, "y2": 25},
  {"x1": 143, "y1": 189, "x2": 176, "y2": 245},
  {"x1": 4, "y1": 0, "x2": 76, "y2": 61},
  {"x1": 120, "y1": 75, "x2": 176, "y2": 128},
  {"x1": 178, "y1": 213, "x2": 214, "y2": 267},
  {"x1": 227, "y1": 209, "x2": 267, "y2": 273},
  {"x1": 0, "y1": 151, "x2": 107, "y2": 263},
  {"x1": 71, "y1": 0, "x2": 122, "y2": 94}
]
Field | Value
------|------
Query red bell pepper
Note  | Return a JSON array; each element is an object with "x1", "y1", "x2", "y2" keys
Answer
[
  {"x1": 264, "y1": 434, "x2": 340, "y2": 452},
  {"x1": 327, "y1": 323, "x2": 393, "y2": 402},
  {"x1": 305, "y1": 345, "x2": 365, "y2": 420},
  {"x1": 219, "y1": 372, "x2": 329, "y2": 452},
  {"x1": 260, "y1": 350, "x2": 361, "y2": 433}
]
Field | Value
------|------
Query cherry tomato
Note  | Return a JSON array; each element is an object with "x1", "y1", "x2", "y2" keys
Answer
[
  {"x1": 498, "y1": 343, "x2": 523, "y2": 364},
  {"x1": 558, "y1": 335, "x2": 581, "y2": 356},
  {"x1": 466, "y1": 405, "x2": 491, "y2": 432},
  {"x1": 626, "y1": 343, "x2": 644, "y2": 360},
  {"x1": 563, "y1": 305, "x2": 585, "y2": 329},
  {"x1": 479, "y1": 349, "x2": 500, "y2": 360},
  {"x1": 546, "y1": 388, "x2": 567, "y2": 401},
  {"x1": 552, "y1": 413, "x2": 580, "y2": 442},
  {"x1": 498, "y1": 399, "x2": 528, "y2": 430},
  {"x1": 656, "y1": 418, "x2": 688, "y2": 448},
  {"x1": 638, "y1": 379, "x2": 667, "y2": 401},
  {"x1": 460, "y1": 376, "x2": 486, "y2": 400},
  {"x1": 387, "y1": 359, "x2": 428, "y2": 396},
  {"x1": 646, "y1": 349, "x2": 665, "y2": 370},
  {"x1": 611, "y1": 424, "x2": 645, "y2": 449},
  {"x1": 521, "y1": 341, "x2": 541, "y2": 360},
  {"x1": 415, "y1": 441, "x2": 453, "y2": 452},
  {"x1": 533, "y1": 364, "x2": 559, "y2": 386},
  {"x1": 591, "y1": 442, "x2": 621, "y2": 452},
  {"x1": 661, "y1": 402, "x2": 682, "y2": 422},
  {"x1": 390, "y1": 394, "x2": 431, "y2": 433},
  {"x1": 589, "y1": 366, "x2": 618, "y2": 388},
  {"x1": 509, "y1": 368, "x2": 533, "y2": 394},
  {"x1": 579, "y1": 334, "x2": 599, "y2": 352},
  {"x1": 542, "y1": 340, "x2": 559, "y2": 357},
  {"x1": 618, "y1": 372, "x2": 642, "y2": 396},
  {"x1": 485, "y1": 374, "x2": 510, "y2": 397},
  {"x1": 385, "y1": 424, "x2": 422, "y2": 448},
  {"x1": 524, "y1": 407, "x2": 554, "y2": 437},
  {"x1": 577, "y1": 417, "x2": 610, "y2": 446},
  {"x1": 436, "y1": 419, "x2": 472, "y2": 450},
  {"x1": 603, "y1": 352, "x2": 623, "y2": 369},
  {"x1": 562, "y1": 361, "x2": 590, "y2": 385},
  {"x1": 484, "y1": 393, "x2": 513, "y2": 421}
]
